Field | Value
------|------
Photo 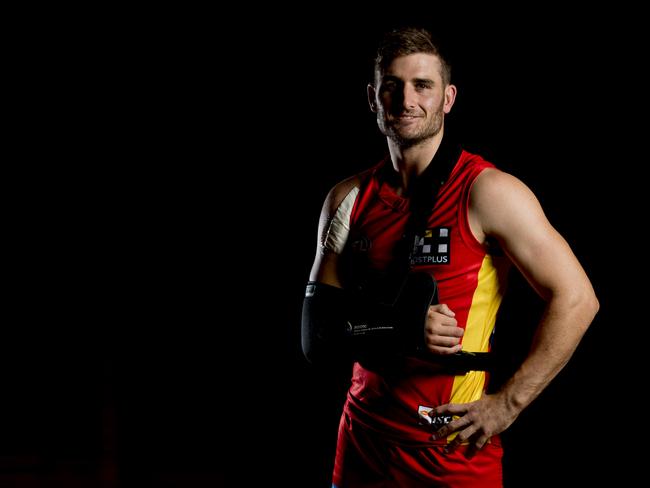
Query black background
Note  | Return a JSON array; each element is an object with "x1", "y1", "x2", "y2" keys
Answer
[{"x1": 4, "y1": 7, "x2": 642, "y2": 487}]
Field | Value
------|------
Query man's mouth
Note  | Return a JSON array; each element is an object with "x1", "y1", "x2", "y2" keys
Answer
[{"x1": 391, "y1": 115, "x2": 421, "y2": 126}]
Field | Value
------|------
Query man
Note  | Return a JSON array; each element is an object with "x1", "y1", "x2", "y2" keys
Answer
[{"x1": 302, "y1": 27, "x2": 598, "y2": 487}]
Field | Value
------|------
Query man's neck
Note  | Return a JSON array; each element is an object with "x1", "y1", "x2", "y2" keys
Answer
[{"x1": 387, "y1": 130, "x2": 444, "y2": 195}]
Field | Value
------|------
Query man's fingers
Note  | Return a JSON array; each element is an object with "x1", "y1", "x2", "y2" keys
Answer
[
  {"x1": 425, "y1": 325, "x2": 464, "y2": 338},
  {"x1": 429, "y1": 303, "x2": 456, "y2": 317},
  {"x1": 426, "y1": 307, "x2": 462, "y2": 334},
  {"x1": 431, "y1": 402, "x2": 469, "y2": 416},
  {"x1": 424, "y1": 304, "x2": 464, "y2": 353},
  {"x1": 426, "y1": 334, "x2": 462, "y2": 347},
  {"x1": 431, "y1": 414, "x2": 471, "y2": 440},
  {"x1": 444, "y1": 424, "x2": 480, "y2": 452},
  {"x1": 439, "y1": 303, "x2": 455, "y2": 316},
  {"x1": 465, "y1": 433, "x2": 490, "y2": 458}
]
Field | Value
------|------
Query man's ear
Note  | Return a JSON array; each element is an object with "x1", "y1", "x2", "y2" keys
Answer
[
  {"x1": 367, "y1": 84, "x2": 378, "y2": 113},
  {"x1": 443, "y1": 84, "x2": 457, "y2": 114}
]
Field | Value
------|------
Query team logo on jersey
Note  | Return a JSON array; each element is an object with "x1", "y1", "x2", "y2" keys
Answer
[
  {"x1": 351, "y1": 235, "x2": 371, "y2": 253},
  {"x1": 417, "y1": 405, "x2": 435, "y2": 425},
  {"x1": 417, "y1": 405, "x2": 453, "y2": 428},
  {"x1": 410, "y1": 227, "x2": 451, "y2": 265}
]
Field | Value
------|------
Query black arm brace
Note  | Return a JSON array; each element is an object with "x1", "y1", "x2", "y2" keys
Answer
[{"x1": 301, "y1": 272, "x2": 437, "y2": 365}]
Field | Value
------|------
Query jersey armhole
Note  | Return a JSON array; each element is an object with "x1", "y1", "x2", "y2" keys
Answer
[{"x1": 457, "y1": 165, "x2": 494, "y2": 256}]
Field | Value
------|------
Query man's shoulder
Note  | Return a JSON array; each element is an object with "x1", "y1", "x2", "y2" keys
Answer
[
  {"x1": 471, "y1": 167, "x2": 515, "y2": 196},
  {"x1": 459, "y1": 149, "x2": 496, "y2": 171},
  {"x1": 470, "y1": 168, "x2": 534, "y2": 215},
  {"x1": 326, "y1": 168, "x2": 372, "y2": 210}
]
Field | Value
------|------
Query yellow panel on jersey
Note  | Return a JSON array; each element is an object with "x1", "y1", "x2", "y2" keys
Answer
[
  {"x1": 450, "y1": 254, "x2": 508, "y2": 404},
  {"x1": 446, "y1": 254, "x2": 508, "y2": 442}
]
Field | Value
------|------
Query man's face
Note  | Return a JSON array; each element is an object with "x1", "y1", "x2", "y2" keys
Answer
[{"x1": 372, "y1": 53, "x2": 453, "y2": 147}]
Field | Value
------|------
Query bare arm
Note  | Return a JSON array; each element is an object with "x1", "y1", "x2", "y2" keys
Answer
[
  {"x1": 433, "y1": 169, "x2": 599, "y2": 453},
  {"x1": 308, "y1": 175, "x2": 361, "y2": 286},
  {"x1": 475, "y1": 169, "x2": 599, "y2": 408}
]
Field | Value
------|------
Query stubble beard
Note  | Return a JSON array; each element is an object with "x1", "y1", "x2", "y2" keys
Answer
[{"x1": 377, "y1": 100, "x2": 445, "y2": 149}]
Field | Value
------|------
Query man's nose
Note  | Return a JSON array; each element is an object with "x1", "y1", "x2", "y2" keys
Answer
[{"x1": 399, "y1": 84, "x2": 417, "y2": 110}]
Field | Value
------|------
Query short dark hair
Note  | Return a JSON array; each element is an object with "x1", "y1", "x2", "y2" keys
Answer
[{"x1": 374, "y1": 27, "x2": 451, "y2": 86}]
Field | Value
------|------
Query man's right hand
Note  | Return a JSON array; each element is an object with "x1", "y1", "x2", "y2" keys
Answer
[{"x1": 424, "y1": 304, "x2": 464, "y2": 355}]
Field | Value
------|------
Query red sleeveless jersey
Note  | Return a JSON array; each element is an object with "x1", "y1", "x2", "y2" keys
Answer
[{"x1": 341, "y1": 149, "x2": 510, "y2": 447}]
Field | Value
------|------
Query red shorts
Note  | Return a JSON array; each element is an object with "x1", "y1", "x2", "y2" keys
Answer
[{"x1": 333, "y1": 412, "x2": 503, "y2": 488}]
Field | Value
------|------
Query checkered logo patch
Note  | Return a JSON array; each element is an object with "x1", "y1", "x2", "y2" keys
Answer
[{"x1": 410, "y1": 227, "x2": 451, "y2": 265}]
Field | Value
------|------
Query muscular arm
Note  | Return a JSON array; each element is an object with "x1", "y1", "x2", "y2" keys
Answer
[
  {"x1": 474, "y1": 169, "x2": 599, "y2": 410},
  {"x1": 433, "y1": 169, "x2": 599, "y2": 452}
]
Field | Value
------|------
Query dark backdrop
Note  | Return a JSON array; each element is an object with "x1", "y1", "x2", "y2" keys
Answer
[{"x1": 4, "y1": 8, "x2": 641, "y2": 487}]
